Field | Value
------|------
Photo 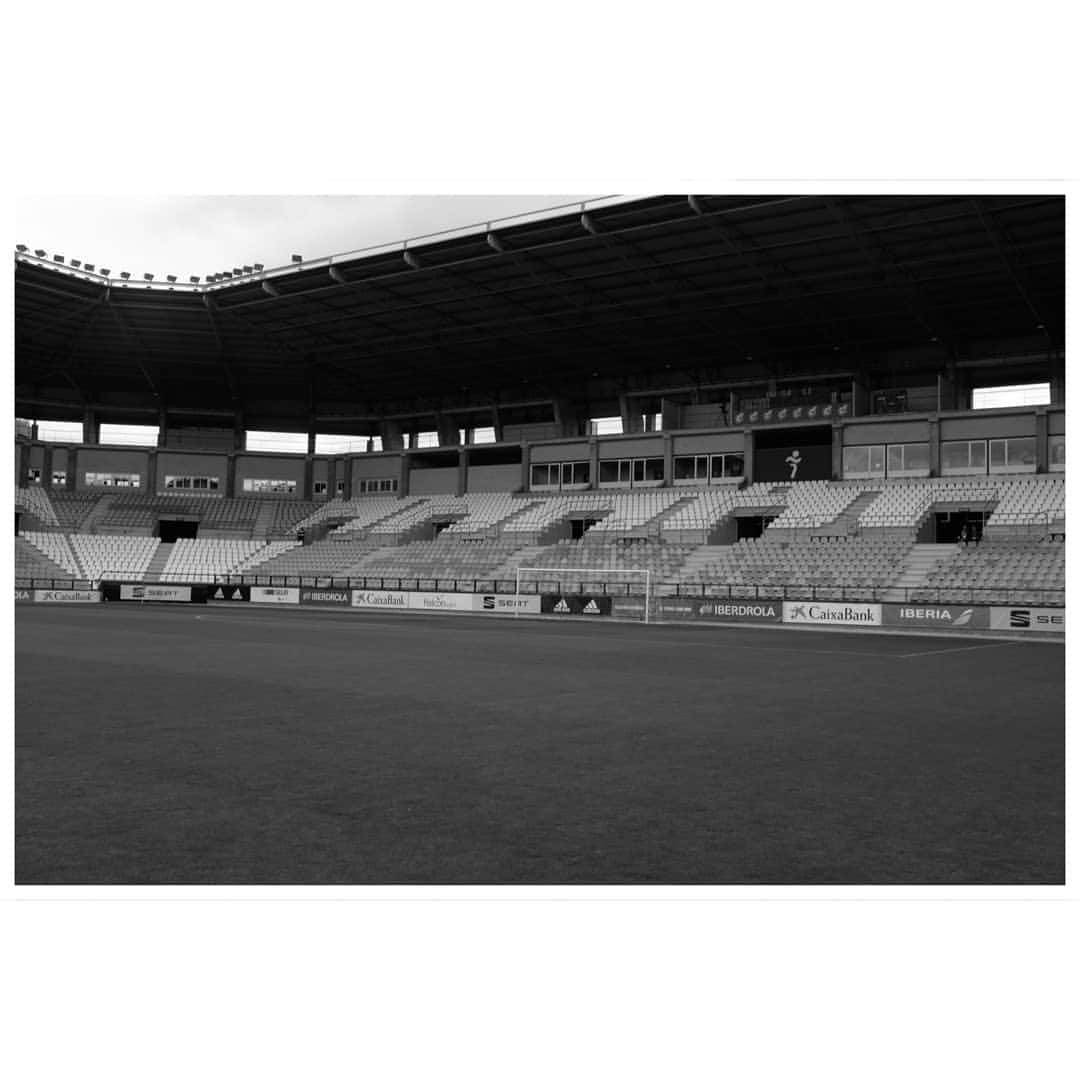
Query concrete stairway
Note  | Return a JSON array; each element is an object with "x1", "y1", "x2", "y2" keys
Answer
[
  {"x1": 80, "y1": 495, "x2": 116, "y2": 535},
  {"x1": 143, "y1": 543, "x2": 175, "y2": 583},
  {"x1": 251, "y1": 500, "x2": 279, "y2": 540},
  {"x1": 880, "y1": 543, "x2": 956, "y2": 602},
  {"x1": 817, "y1": 490, "x2": 882, "y2": 537}
]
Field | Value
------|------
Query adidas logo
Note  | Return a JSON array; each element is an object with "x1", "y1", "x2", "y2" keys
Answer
[
  {"x1": 583, "y1": 599, "x2": 600, "y2": 614},
  {"x1": 554, "y1": 598, "x2": 570, "y2": 613},
  {"x1": 213, "y1": 587, "x2": 225, "y2": 599}
]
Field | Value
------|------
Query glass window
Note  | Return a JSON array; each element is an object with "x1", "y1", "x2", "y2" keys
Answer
[
  {"x1": 644, "y1": 458, "x2": 664, "y2": 482},
  {"x1": 245, "y1": 430, "x2": 307, "y2": 453},
  {"x1": 52, "y1": 472, "x2": 67, "y2": 485},
  {"x1": 632, "y1": 459, "x2": 645, "y2": 483},
  {"x1": 471, "y1": 427, "x2": 496, "y2": 445},
  {"x1": 599, "y1": 460, "x2": 620, "y2": 484},
  {"x1": 415, "y1": 431, "x2": 440, "y2": 448},
  {"x1": 972, "y1": 383, "x2": 1050, "y2": 409},
  {"x1": 989, "y1": 440, "x2": 1007, "y2": 467},
  {"x1": 674, "y1": 456, "x2": 696, "y2": 481},
  {"x1": 36, "y1": 420, "x2": 83, "y2": 443},
  {"x1": 868, "y1": 445, "x2": 885, "y2": 475},
  {"x1": 843, "y1": 446, "x2": 870, "y2": 475},
  {"x1": 940, "y1": 441, "x2": 968, "y2": 471},
  {"x1": 904, "y1": 443, "x2": 929, "y2": 472},
  {"x1": 28, "y1": 468, "x2": 41, "y2": 483},
  {"x1": 970, "y1": 441, "x2": 986, "y2": 468},
  {"x1": 1049, "y1": 435, "x2": 1065, "y2": 469},
  {"x1": 723, "y1": 454, "x2": 744, "y2": 478},
  {"x1": 336, "y1": 480, "x2": 346, "y2": 494},
  {"x1": 85, "y1": 472, "x2": 141, "y2": 487},
  {"x1": 313, "y1": 481, "x2": 328, "y2": 495},
  {"x1": 315, "y1": 434, "x2": 372, "y2": 454},
  {"x1": 531, "y1": 463, "x2": 553, "y2": 487},
  {"x1": 590, "y1": 416, "x2": 623, "y2": 436},
  {"x1": 242, "y1": 478, "x2": 297, "y2": 493},
  {"x1": 99, "y1": 423, "x2": 159, "y2": 447},
  {"x1": 572, "y1": 462, "x2": 590, "y2": 485}
]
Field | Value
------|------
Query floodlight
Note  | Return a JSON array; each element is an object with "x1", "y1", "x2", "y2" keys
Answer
[
  {"x1": 34, "y1": 249, "x2": 46, "y2": 257},
  {"x1": 253, "y1": 263, "x2": 264, "y2": 271},
  {"x1": 243, "y1": 265, "x2": 253, "y2": 274},
  {"x1": 54, "y1": 255, "x2": 65, "y2": 263},
  {"x1": 120, "y1": 272, "x2": 131, "y2": 280},
  {"x1": 486, "y1": 232, "x2": 506, "y2": 253},
  {"x1": 223, "y1": 271, "x2": 233, "y2": 279},
  {"x1": 261, "y1": 280, "x2": 280, "y2": 297},
  {"x1": 144, "y1": 273, "x2": 154, "y2": 281},
  {"x1": 167, "y1": 275, "x2": 177, "y2": 283},
  {"x1": 329, "y1": 266, "x2": 346, "y2": 284},
  {"x1": 403, "y1": 250, "x2": 422, "y2": 270},
  {"x1": 16, "y1": 244, "x2": 28, "y2": 252},
  {"x1": 291, "y1": 254, "x2": 303, "y2": 263},
  {"x1": 100, "y1": 268, "x2": 110, "y2": 276},
  {"x1": 84, "y1": 263, "x2": 95, "y2": 272},
  {"x1": 71, "y1": 259, "x2": 81, "y2": 268},
  {"x1": 233, "y1": 267, "x2": 243, "y2": 276},
  {"x1": 189, "y1": 276, "x2": 200, "y2": 284}
]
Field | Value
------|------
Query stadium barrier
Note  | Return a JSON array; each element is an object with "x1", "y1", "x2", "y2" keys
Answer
[
  {"x1": 657, "y1": 598, "x2": 782, "y2": 623},
  {"x1": 882, "y1": 604, "x2": 989, "y2": 630},
  {"x1": 782, "y1": 601, "x2": 882, "y2": 627},
  {"x1": 540, "y1": 595, "x2": 613, "y2": 616}
]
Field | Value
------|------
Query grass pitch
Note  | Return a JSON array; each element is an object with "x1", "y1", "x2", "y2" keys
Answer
[{"x1": 15, "y1": 604, "x2": 1064, "y2": 884}]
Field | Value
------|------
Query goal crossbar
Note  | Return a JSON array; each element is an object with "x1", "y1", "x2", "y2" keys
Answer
[{"x1": 514, "y1": 566, "x2": 651, "y2": 622}]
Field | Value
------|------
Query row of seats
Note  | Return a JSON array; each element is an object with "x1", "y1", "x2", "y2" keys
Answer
[{"x1": 69, "y1": 535, "x2": 160, "y2": 581}]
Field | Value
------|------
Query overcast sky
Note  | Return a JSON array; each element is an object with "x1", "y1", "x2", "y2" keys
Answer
[{"x1": 15, "y1": 195, "x2": 603, "y2": 282}]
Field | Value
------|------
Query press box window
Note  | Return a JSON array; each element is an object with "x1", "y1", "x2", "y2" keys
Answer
[
  {"x1": 85, "y1": 472, "x2": 141, "y2": 487},
  {"x1": 313, "y1": 481, "x2": 328, "y2": 495},
  {"x1": 842, "y1": 445, "x2": 885, "y2": 479},
  {"x1": 598, "y1": 458, "x2": 663, "y2": 486},
  {"x1": 164, "y1": 475, "x2": 220, "y2": 491},
  {"x1": 885, "y1": 443, "x2": 930, "y2": 477},
  {"x1": 357, "y1": 478, "x2": 398, "y2": 494},
  {"x1": 242, "y1": 478, "x2": 297, "y2": 493},
  {"x1": 988, "y1": 437, "x2": 1036, "y2": 473},
  {"x1": 530, "y1": 461, "x2": 589, "y2": 489},
  {"x1": 940, "y1": 440, "x2": 987, "y2": 475},
  {"x1": 1048, "y1": 436, "x2": 1065, "y2": 472}
]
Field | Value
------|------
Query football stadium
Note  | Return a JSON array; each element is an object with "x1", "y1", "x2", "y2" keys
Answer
[{"x1": 14, "y1": 194, "x2": 1065, "y2": 884}]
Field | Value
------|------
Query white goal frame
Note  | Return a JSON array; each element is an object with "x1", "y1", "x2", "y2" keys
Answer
[{"x1": 514, "y1": 567, "x2": 652, "y2": 623}]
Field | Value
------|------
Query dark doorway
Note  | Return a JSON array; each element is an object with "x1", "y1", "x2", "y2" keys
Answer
[
  {"x1": 15, "y1": 511, "x2": 21, "y2": 535},
  {"x1": 433, "y1": 520, "x2": 453, "y2": 538},
  {"x1": 934, "y1": 510, "x2": 985, "y2": 544},
  {"x1": 736, "y1": 515, "x2": 776, "y2": 541},
  {"x1": 158, "y1": 519, "x2": 198, "y2": 543},
  {"x1": 571, "y1": 518, "x2": 599, "y2": 539}
]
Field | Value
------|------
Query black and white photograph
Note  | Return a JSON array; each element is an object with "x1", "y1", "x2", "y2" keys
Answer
[
  {"x1": 5, "y1": 4, "x2": 1076, "y2": 1080},
  {"x1": 13, "y1": 191, "x2": 1066, "y2": 886}
]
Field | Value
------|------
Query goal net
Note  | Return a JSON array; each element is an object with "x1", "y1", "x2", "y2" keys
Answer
[{"x1": 514, "y1": 567, "x2": 652, "y2": 622}]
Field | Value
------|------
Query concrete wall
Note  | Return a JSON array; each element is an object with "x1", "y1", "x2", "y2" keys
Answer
[
  {"x1": 165, "y1": 427, "x2": 235, "y2": 452},
  {"x1": 940, "y1": 413, "x2": 1036, "y2": 440},
  {"x1": 76, "y1": 448, "x2": 149, "y2": 489},
  {"x1": 671, "y1": 432, "x2": 745, "y2": 456},
  {"x1": 156, "y1": 451, "x2": 228, "y2": 491},
  {"x1": 409, "y1": 467, "x2": 458, "y2": 495},
  {"x1": 531, "y1": 441, "x2": 590, "y2": 463},
  {"x1": 467, "y1": 463, "x2": 522, "y2": 492},
  {"x1": 1048, "y1": 409, "x2": 1065, "y2": 435},
  {"x1": 843, "y1": 419, "x2": 930, "y2": 446},
  {"x1": 350, "y1": 454, "x2": 401, "y2": 479},
  {"x1": 234, "y1": 454, "x2": 305, "y2": 490},
  {"x1": 597, "y1": 436, "x2": 665, "y2": 459}
]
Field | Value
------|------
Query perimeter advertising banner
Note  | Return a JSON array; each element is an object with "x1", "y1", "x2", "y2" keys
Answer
[
  {"x1": 782, "y1": 600, "x2": 882, "y2": 626},
  {"x1": 250, "y1": 586, "x2": 300, "y2": 605},
  {"x1": 15, "y1": 589, "x2": 33, "y2": 603},
  {"x1": 475, "y1": 594, "x2": 542, "y2": 614},
  {"x1": 207, "y1": 585, "x2": 250, "y2": 602},
  {"x1": 540, "y1": 594, "x2": 613, "y2": 616},
  {"x1": 883, "y1": 604, "x2": 988, "y2": 630},
  {"x1": 659, "y1": 597, "x2": 782, "y2": 623},
  {"x1": 33, "y1": 589, "x2": 100, "y2": 603},
  {"x1": 300, "y1": 587, "x2": 350, "y2": 606},
  {"x1": 351, "y1": 590, "x2": 410, "y2": 609},
  {"x1": 119, "y1": 584, "x2": 191, "y2": 602},
  {"x1": 989, "y1": 606, "x2": 1065, "y2": 632},
  {"x1": 408, "y1": 592, "x2": 476, "y2": 612}
]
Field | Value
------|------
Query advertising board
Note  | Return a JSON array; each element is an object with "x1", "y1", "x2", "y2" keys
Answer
[
  {"x1": 34, "y1": 589, "x2": 100, "y2": 603},
  {"x1": 782, "y1": 601, "x2": 882, "y2": 626},
  {"x1": 658, "y1": 598, "x2": 782, "y2": 623},
  {"x1": 476, "y1": 594, "x2": 542, "y2": 614},
  {"x1": 250, "y1": 586, "x2": 300, "y2": 605},
  {"x1": 208, "y1": 585, "x2": 250, "y2": 602},
  {"x1": 15, "y1": 589, "x2": 33, "y2": 603},
  {"x1": 119, "y1": 584, "x2": 192, "y2": 602},
  {"x1": 883, "y1": 604, "x2": 988, "y2": 629},
  {"x1": 989, "y1": 606, "x2": 1065, "y2": 632},
  {"x1": 408, "y1": 592, "x2": 475, "y2": 612},
  {"x1": 540, "y1": 594, "x2": 613, "y2": 616},
  {"x1": 300, "y1": 588, "x2": 350, "y2": 606},
  {"x1": 351, "y1": 590, "x2": 410, "y2": 609}
]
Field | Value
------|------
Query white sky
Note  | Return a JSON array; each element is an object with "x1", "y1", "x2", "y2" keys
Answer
[{"x1": 15, "y1": 195, "x2": 600, "y2": 281}]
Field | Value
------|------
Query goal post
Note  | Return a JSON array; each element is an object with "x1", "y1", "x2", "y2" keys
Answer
[{"x1": 514, "y1": 566, "x2": 652, "y2": 623}]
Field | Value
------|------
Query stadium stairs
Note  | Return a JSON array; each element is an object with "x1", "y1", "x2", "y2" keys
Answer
[
  {"x1": 817, "y1": 490, "x2": 881, "y2": 537},
  {"x1": 880, "y1": 544, "x2": 958, "y2": 602},
  {"x1": 143, "y1": 544, "x2": 175, "y2": 582}
]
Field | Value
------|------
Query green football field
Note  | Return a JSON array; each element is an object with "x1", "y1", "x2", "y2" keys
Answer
[{"x1": 15, "y1": 603, "x2": 1065, "y2": 884}]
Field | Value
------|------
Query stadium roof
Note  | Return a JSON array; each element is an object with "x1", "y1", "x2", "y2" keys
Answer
[{"x1": 15, "y1": 193, "x2": 1064, "y2": 425}]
